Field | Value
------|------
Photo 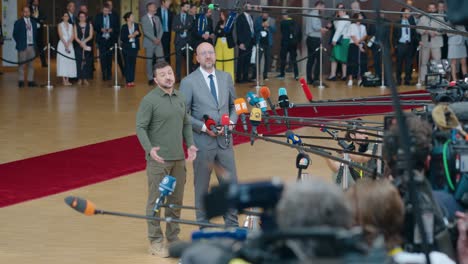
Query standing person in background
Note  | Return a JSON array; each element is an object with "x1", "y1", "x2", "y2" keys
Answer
[
  {"x1": 367, "y1": 12, "x2": 391, "y2": 82},
  {"x1": 29, "y1": 0, "x2": 47, "y2": 67},
  {"x1": 417, "y1": 2, "x2": 445, "y2": 85},
  {"x1": 328, "y1": 4, "x2": 350, "y2": 81},
  {"x1": 156, "y1": 0, "x2": 174, "y2": 64},
  {"x1": 346, "y1": 13, "x2": 367, "y2": 87},
  {"x1": 105, "y1": 0, "x2": 124, "y2": 77},
  {"x1": 74, "y1": 11, "x2": 94, "y2": 86},
  {"x1": 393, "y1": 8, "x2": 418, "y2": 85},
  {"x1": 215, "y1": 11, "x2": 235, "y2": 82},
  {"x1": 173, "y1": 1, "x2": 194, "y2": 82},
  {"x1": 447, "y1": 24, "x2": 467, "y2": 81},
  {"x1": 13, "y1": 6, "x2": 38, "y2": 88},
  {"x1": 141, "y1": 2, "x2": 164, "y2": 86},
  {"x1": 277, "y1": 12, "x2": 301, "y2": 81},
  {"x1": 57, "y1": 12, "x2": 77, "y2": 86},
  {"x1": 305, "y1": 1, "x2": 327, "y2": 86},
  {"x1": 180, "y1": 42, "x2": 239, "y2": 228},
  {"x1": 121, "y1": 12, "x2": 140, "y2": 88},
  {"x1": 136, "y1": 61, "x2": 197, "y2": 258},
  {"x1": 67, "y1": 1, "x2": 76, "y2": 25},
  {"x1": 437, "y1": 0, "x2": 449, "y2": 60},
  {"x1": 192, "y1": 8, "x2": 214, "y2": 48},
  {"x1": 188, "y1": 3, "x2": 198, "y2": 21},
  {"x1": 254, "y1": 12, "x2": 276, "y2": 81},
  {"x1": 235, "y1": 3, "x2": 255, "y2": 83},
  {"x1": 94, "y1": 3, "x2": 119, "y2": 81}
]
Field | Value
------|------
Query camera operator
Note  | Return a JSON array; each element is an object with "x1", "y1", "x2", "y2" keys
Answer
[
  {"x1": 383, "y1": 113, "x2": 456, "y2": 260},
  {"x1": 275, "y1": 178, "x2": 353, "y2": 261},
  {"x1": 325, "y1": 126, "x2": 378, "y2": 186},
  {"x1": 347, "y1": 179, "x2": 455, "y2": 263}
]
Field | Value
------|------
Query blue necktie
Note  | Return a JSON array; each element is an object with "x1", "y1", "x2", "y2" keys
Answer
[
  {"x1": 209, "y1": 74, "x2": 218, "y2": 105},
  {"x1": 163, "y1": 9, "x2": 168, "y2": 32}
]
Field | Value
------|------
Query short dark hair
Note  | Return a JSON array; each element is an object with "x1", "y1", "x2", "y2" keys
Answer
[
  {"x1": 383, "y1": 114, "x2": 432, "y2": 172},
  {"x1": 123, "y1": 11, "x2": 132, "y2": 21},
  {"x1": 153, "y1": 61, "x2": 171, "y2": 75},
  {"x1": 315, "y1": 0, "x2": 324, "y2": 7},
  {"x1": 103, "y1": 2, "x2": 111, "y2": 9},
  {"x1": 352, "y1": 12, "x2": 361, "y2": 20},
  {"x1": 181, "y1": 1, "x2": 190, "y2": 7},
  {"x1": 146, "y1": 1, "x2": 156, "y2": 10},
  {"x1": 77, "y1": 11, "x2": 87, "y2": 18}
]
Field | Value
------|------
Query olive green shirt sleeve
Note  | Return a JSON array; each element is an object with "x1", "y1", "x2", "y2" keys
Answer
[
  {"x1": 182, "y1": 105, "x2": 194, "y2": 147},
  {"x1": 136, "y1": 98, "x2": 154, "y2": 154}
]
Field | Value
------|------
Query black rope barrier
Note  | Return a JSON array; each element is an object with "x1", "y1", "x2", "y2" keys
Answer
[{"x1": 0, "y1": 49, "x2": 45, "y2": 65}]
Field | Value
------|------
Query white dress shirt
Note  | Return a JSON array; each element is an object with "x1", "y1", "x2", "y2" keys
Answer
[{"x1": 199, "y1": 67, "x2": 220, "y2": 132}]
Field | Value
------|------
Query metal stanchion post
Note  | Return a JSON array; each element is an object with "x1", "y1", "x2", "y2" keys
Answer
[
  {"x1": 113, "y1": 43, "x2": 120, "y2": 89},
  {"x1": 318, "y1": 42, "x2": 326, "y2": 89},
  {"x1": 380, "y1": 47, "x2": 386, "y2": 88},
  {"x1": 45, "y1": 25, "x2": 53, "y2": 89},
  {"x1": 182, "y1": 43, "x2": 192, "y2": 77},
  {"x1": 416, "y1": 46, "x2": 422, "y2": 88},
  {"x1": 255, "y1": 43, "x2": 261, "y2": 95}
]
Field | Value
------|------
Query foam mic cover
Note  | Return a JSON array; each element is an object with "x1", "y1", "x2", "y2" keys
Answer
[
  {"x1": 64, "y1": 196, "x2": 96, "y2": 216},
  {"x1": 259, "y1": 86, "x2": 271, "y2": 99},
  {"x1": 286, "y1": 130, "x2": 302, "y2": 145},
  {"x1": 250, "y1": 108, "x2": 262, "y2": 123},
  {"x1": 203, "y1": 115, "x2": 217, "y2": 130},
  {"x1": 278, "y1": 95, "x2": 290, "y2": 109},
  {"x1": 257, "y1": 98, "x2": 268, "y2": 112},
  {"x1": 296, "y1": 153, "x2": 311, "y2": 169},
  {"x1": 278, "y1": 87, "x2": 287, "y2": 96},
  {"x1": 246, "y1": 92, "x2": 259, "y2": 106},
  {"x1": 299, "y1": 78, "x2": 313, "y2": 102},
  {"x1": 234, "y1": 98, "x2": 249, "y2": 115},
  {"x1": 221, "y1": 114, "x2": 231, "y2": 126},
  {"x1": 159, "y1": 175, "x2": 177, "y2": 196}
]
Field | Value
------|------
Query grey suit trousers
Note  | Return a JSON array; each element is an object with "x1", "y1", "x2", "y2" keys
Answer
[
  {"x1": 194, "y1": 146, "x2": 238, "y2": 227},
  {"x1": 18, "y1": 46, "x2": 36, "y2": 82},
  {"x1": 145, "y1": 44, "x2": 164, "y2": 81}
]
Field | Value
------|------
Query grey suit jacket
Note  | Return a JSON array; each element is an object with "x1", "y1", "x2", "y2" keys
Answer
[
  {"x1": 417, "y1": 15, "x2": 445, "y2": 48},
  {"x1": 141, "y1": 13, "x2": 163, "y2": 49},
  {"x1": 180, "y1": 68, "x2": 238, "y2": 151}
]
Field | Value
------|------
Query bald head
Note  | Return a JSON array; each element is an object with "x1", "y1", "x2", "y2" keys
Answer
[{"x1": 196, "y1": 43, "x2": 216, "y2": 72}]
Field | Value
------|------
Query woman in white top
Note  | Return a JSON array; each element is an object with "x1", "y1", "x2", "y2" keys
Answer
[
  {"x1": 328, "y1": 5, "x2": 350, "y2": 81},
  {"x1": 447, "y1": 24, "x2": 467, "y2": 81},
  {"x1": 57, "y1": 12, "x2": 77, "y2": 86},
  {"x1": 347, "y1": 13, "x2": 367, "y2": 86}
]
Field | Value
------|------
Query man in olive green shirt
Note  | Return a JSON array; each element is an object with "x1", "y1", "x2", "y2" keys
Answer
[{"x1": 136, "y1": 61, "x2": 197, "y2": 258}]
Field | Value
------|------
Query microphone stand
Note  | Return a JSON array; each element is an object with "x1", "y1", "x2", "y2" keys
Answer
[
  {"x1": 342, "y1": 153, "x2": 350, "y2": 190},
  {"x1": 255, "y1": 42, "x2": 261, "y2": 94},
  {"x1": 416, "y1": 45, "x2": 422, "y2": 88},
  {"x1": 45, "y1": 24, "x2": 53, "y2": 89},
  {"x1": 182, "y1": 43, "x2": 193, "y2": 77},
  {"x1": 380, "y1": 46, "x2": 386, "y2": 89},
  {"x1": 112, "y1": 43, "x2": 121, "y2": 89}
]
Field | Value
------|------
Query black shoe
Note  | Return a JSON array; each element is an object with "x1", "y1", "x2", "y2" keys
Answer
[
  {"x1": 18, "y1": 81, "x2": 24, "y2": 88},
  {"x1": 148, "y1": 80, "x2": 155, "y2": 85},
  {"x1": 312, "y1": 80, "x2": 322, "y2": 87},
  {"x1": 28, "y1": 81, "x2": 37, "y2": 87},
  {"x1": 326, "y1": 76, "x2": 336, "y2": 81},
  {"x1": 294, "y1": 76, "x2": 299, "y2": 81},
  {"x1": 41, "y1": 63, "x2": 48, "y2": 68},
  {"x1": 404, "y1": 80, "x2": 411, "y2": 85},
  {"x1": 397, "y1": 80, "x2": 402, "y2": 86}
]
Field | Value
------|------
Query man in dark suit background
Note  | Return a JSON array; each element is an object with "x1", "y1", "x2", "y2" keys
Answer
[
  {"x1": 156, "y1": 0, "x2": 174, "y2": 64},
  {"x1": 29, "y1": 0, "x2": 47, "y2": 67},
  {"x1": 13, "y1": 6, "x2": 38, "y2": 87},
  {"x1": 172, "y1": 1, "x2": 194, "y2": 82},
  {"x1": 235, "y1": 4, "x2": 255, "y2": 83},
  {"x1": 191, "y1": 7, "x2": 214, "y2": 51},
  {"x1": 66, "y1": 1, "x2": 76, "y2": 25},
  {"x1": 393, "y1": 8, "x2": 418, "y2": 85},
  {"x1": 105, "y1": 0, "x2": 124, "y2": 76},
  {"x1": 94, "y1": 3, "x2": 119, "y2": 81}
]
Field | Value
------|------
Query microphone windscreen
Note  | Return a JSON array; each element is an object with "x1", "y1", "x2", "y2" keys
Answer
[
  {"x1": 64, "y1": 196, "x2": 96, "y2": 216},
  {"x1": 299, "y1": 78, "x2": 313, "y2": 102},
  {"x1": 159, "y1": 175, "x2": 177, "y2": 194},
  {"x1": 168, "y1": 241, "x2": 192, "y2": 258},
  {"x1": 234, "y1": 98, "x2": 248, "y2": 115},
  {"x1": 250, "y1": 108, "x2": 262, "y2": 122},
  {"x1": 285, "y1": 130, "x2": 294, "y2": 138},
  {"x1": 278, "y1": 87, "x2": 287, "y2": 96},
  {"x1": 221, "y1": 114, "x2": 231, "y2": 126},
  {"x1": 259, "y1": 86, "x2": 271, "y2": 99},
  {"x1": 246, "y1": 92, "x2": 258, "y2": 106}
]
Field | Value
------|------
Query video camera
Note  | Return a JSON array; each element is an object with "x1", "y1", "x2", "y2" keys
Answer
[{"x1": 425, "y1": 60, "x2": 468, "y2": 103}]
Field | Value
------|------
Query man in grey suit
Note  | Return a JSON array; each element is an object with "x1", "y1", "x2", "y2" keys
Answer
[
  {"x1": 417, "y1": 3, "x2": 446, "y2": 84},
  {"x1": 180, "y1": 42, "x2": 239, "y2": 226},
  {"x1": 172, "y1": 1, "x2": 194, "y2": 82},
  {"x1": 141, "y1": 2, "x2": 164, "y2": 85}
]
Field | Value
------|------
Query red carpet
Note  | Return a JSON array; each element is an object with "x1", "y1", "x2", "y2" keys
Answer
[{"x1": 0, "y1": 90, "x2": 430, "y2": 207}]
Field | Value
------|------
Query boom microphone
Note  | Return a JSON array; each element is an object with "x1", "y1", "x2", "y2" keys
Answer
[
  {"x1": 250, "y1": 107, "x2": 262, "y2": 145},
  {"x1": 234, "y1": 98, "x2": 249, "y2": 132},
  {"x1": 208, "y1": 3, "x2": 220, "y2": 11},
  {"x1": 259, "y1": 86, "x2": 280, "y2": 117},
  {"x1": 300, "y1": 78, "x2": 318, "y2": 113},
  {"x1": 278, "y1": 88, "x2": 291, "y2": 129},
  {"x1": 153, "y1": 175, "x2": 176, "y2": 215},
  {"x1": 203, "y1": 115, "x2": 218, "y2": 135},
  {"x1": 65, "y1": 196, "x2": 98, "y2": 215},
  {"x1": 221, "y1": 114, "x2": 231, "y2": 146}
]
